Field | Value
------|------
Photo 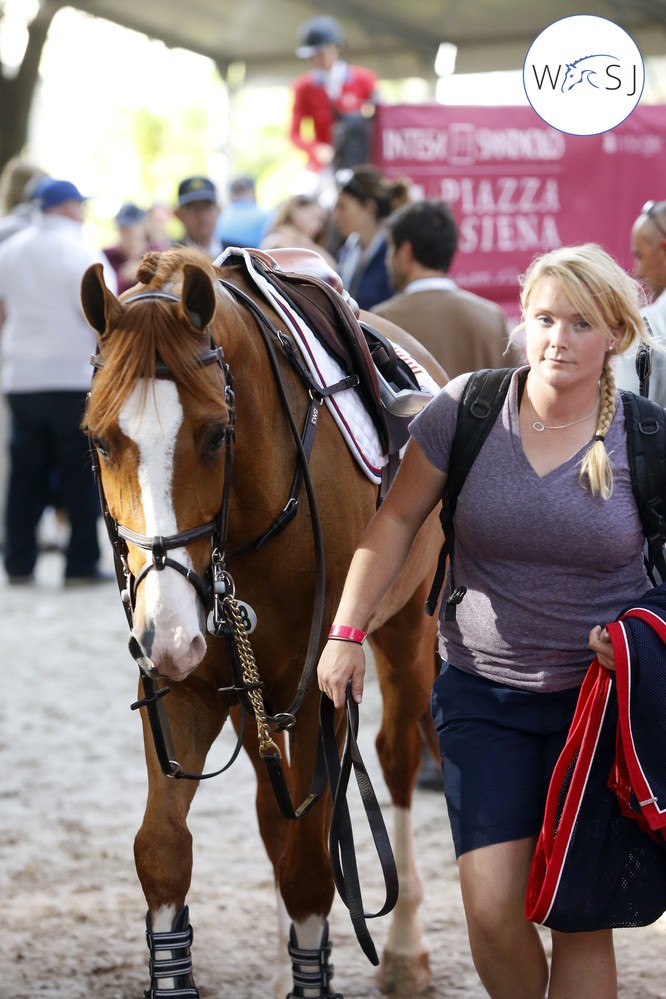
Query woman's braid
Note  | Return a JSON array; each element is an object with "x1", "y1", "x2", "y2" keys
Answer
[{"x1": 580, "y1": 358, "x2": 616, "y2": 499}]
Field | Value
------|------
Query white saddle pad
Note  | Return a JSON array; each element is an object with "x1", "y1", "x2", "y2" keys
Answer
[{"x1": 216, "y1": 248, "x2": 439, "y2": 485}]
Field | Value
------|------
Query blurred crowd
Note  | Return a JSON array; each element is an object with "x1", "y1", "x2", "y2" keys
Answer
[
  {"x1": 1, "y1": 150, "x2": 665, "y2": 588},
  {"x1": 0, "y1": 151, "x2": 516, "y2": 588},
  {"x1": 0, "y1": 13, "x2": 664, "y2": 590}
]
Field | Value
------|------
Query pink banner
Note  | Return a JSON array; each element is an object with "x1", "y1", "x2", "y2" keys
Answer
[{"x1": 373, "y1": 103, "x2": 666, "y2": 322}]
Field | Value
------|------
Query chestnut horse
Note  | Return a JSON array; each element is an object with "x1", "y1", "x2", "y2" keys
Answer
[{"x1": 81, "y1": 246, "x2": 446, "y2": 999}]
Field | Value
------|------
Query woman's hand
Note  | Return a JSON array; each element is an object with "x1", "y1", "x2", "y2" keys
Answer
[
  {"x1": 317, "y1": 639, "x2": 366, "y2": 709},
  {"x1": 588, "y1": 625, "x2": 616, "y2": 671}
]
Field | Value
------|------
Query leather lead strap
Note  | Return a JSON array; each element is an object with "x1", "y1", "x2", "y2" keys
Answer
[{"x1": 320, "y1": 684, "x2": 399, "y2": 965}]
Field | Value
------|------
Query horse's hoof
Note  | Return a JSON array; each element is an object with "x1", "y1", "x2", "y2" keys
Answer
[{"x1": 376, "y1": 948, "x2": 431, "y2": 995}]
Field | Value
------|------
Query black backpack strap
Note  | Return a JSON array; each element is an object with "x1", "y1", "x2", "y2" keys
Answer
[
  {"x1": 620, "y1": 389, "x2": 666, "y2": 585},
  {"x1": 425, "y1": 367, "x2": 516, "y2": 618},
  {"x1": 635, "y1": 336, "x2": 653, "y2": 398}
]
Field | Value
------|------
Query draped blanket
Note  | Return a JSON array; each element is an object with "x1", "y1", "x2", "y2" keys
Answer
[{"x1": 526, "y1": 585, "x2": 666, "y2": 931}]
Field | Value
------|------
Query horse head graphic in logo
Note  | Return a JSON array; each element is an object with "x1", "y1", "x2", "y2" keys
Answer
[{"x1": 561, "y1": 53, "x2": 618, "y2": 92}]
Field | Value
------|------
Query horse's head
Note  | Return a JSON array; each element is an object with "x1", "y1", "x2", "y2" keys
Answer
[
  {"x1": 82, "y1": 249, "x2": 233, "y2": 681},
  {"x1": 561, "y1": 63, "x2": 578, "y2": 92}
]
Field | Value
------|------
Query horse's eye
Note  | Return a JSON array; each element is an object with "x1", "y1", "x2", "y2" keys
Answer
[
  {"x1": 92, "y1": 435, "x2": 111, "y2": 460},
  {"x1": 203, "y1": 424, "x2": 227, "y2": 458}
]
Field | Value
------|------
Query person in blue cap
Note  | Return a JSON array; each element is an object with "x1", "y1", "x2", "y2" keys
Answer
[{"x1": 0, "y1": 178, "x2": 117, "y2": 586}]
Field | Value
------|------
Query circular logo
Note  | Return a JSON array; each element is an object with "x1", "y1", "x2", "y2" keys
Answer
[{"x1": 523, "y1": 15, "x2": 644, "y2": 136}]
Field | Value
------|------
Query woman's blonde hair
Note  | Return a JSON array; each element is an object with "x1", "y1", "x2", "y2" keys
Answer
[
  {"x1": 517, "y1": 243, "x2": 654, "y2": 500},
  {"x1": 271, "y1": 193, "x2": 320, "y2": 229},
  {"x1": 0, "y1": 157, "x2": 46, "y2": 215}
]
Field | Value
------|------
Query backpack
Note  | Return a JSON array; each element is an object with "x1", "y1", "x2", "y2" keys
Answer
[{"x1": 425, "y1": 367, "x2": 666, "y2": 621}]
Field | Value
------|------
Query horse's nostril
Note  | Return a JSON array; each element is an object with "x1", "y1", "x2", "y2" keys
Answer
[{"x1": 187, "y1": 634, "x2": 207, "y2": 668}]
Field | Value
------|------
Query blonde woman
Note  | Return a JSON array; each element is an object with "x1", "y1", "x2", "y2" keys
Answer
[
  {"x1": 260, "y1": 193, "x2": 336, "y2": 268},
  {"x1": 317, "y1": 243, "x2": 659, "y2": 999}
]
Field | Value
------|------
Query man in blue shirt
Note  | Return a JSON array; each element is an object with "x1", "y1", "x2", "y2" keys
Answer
[{"x1": 216, "y1": 176, "x2": 272, "y2": 251}]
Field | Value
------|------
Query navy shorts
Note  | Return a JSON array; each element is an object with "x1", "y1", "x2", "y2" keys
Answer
[{"x1": 431, "y1": 661, "x2": 581, "y2": 858}]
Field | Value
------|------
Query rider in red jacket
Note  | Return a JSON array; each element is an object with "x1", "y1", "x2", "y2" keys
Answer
[{"x1": 290, "y1": 16, "x2": 378, "y2": 174}]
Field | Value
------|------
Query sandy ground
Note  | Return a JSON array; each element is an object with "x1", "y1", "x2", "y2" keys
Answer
[{"x1": 3, "y1": 542, "x2": 666, "y2": 999}]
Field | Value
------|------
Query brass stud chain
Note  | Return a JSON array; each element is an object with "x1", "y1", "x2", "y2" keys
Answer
[{"x1": 222, "y1": 595, "x2": 281, "y2": 759}]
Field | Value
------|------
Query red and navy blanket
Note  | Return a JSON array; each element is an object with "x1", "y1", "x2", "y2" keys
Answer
[{"x1": 526, "y1": 585, "x2": 666, "y2": 931}]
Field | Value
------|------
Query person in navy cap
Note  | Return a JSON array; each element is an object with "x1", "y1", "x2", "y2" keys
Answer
[
  {"x1": 174, "y1": 175, "x2": 223, "y2": 260},
  {"x1": 0, "y1": 178, "x2": 117, "y2": 586},
  {"x1": 290, "y1": 15, "x2": 378, "y2": 177}
]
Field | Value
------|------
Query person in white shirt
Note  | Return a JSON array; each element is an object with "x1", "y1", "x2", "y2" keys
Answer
[
  {"x1": 0, "y1": 178, "x2": 117, "y2": 585},
  {"x1": 614, "y1": 199, "x2": 666, "y2": 403}
]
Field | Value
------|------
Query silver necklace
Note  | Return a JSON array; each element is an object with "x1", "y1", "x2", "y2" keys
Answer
[{"x1": 528, "y1": 386, "x2": 600, "y2": 432}]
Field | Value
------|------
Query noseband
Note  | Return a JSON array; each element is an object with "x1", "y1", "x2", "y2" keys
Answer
[{"x1": 89, "y1": 289, "x2": 235, "y2": 618}]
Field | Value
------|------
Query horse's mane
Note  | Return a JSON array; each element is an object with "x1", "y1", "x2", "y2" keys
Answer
[{"x1": 85, "y1": 247, "x2": 229, "y2": 437}]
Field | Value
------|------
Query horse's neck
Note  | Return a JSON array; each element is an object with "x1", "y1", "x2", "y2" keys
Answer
[{"x1": 221, "y1": 321, "x2": 308, "y2": 514}]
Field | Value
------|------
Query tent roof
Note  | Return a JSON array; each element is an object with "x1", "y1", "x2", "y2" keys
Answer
[{"x1": 65, "y1": 0, "x2": 666, "y2": 85}]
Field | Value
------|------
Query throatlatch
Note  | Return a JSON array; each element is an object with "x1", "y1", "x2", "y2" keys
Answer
[
  {"x1": 144, "y1": 905, "x2": 199, "y2": 999},
  {"x1": 287, "y1": 921, "x2": 342, "y2": 999}
]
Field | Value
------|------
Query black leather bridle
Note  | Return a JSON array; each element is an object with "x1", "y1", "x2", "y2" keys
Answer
[
  {"x1": 89, "y1": 288, "x2": 235, "y2": 620},
  {"x1": 88, "y1": 281, "x2": 336, "y2": 771}
]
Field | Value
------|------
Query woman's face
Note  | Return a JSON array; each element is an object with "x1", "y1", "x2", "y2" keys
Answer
[
  {"x1": 290, "y1": 201, "x2": 325, "y2": 240},
  {"x1": 524, "y1": 275, "x2": 614, "y2": 391},
  {"x1": 332, "y1": 190, "x2": 375, "y2": 239}
]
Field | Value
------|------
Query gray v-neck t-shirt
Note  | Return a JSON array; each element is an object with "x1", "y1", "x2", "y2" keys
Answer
[{"x1": 410, "y1": 368, "x2": 650, "y2": 691}]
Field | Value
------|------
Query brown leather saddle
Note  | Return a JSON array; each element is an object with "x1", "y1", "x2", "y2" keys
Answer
[{"x1": 223, "y1": 248, "x2": 432, "y2": 458}]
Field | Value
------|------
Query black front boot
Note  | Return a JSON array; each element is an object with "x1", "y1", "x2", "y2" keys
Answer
[
  {"x1": 143, "y1": 905, "x2": 199, "y2": 998},
  {"x1": 286, "y1": 921, "x2": 342, "y2": 999}
]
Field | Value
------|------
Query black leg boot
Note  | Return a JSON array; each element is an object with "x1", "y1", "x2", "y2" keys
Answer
[
  {"x1": 143, "y1": 905, "x2": 199, "y2": 998},
  {"x1": 286, "y1": 921, "x2": 342, "y2": 999}
]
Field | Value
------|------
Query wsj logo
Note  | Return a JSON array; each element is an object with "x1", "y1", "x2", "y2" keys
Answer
[
  {"x1": 532, "y1": 54, "x2": 639, "y2": 98},
  {"x1": 524, "y1": 17, "x2": 644, "y2": 135}
]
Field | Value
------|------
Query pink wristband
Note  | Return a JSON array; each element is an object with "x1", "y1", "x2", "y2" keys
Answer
[{"x1": 328, "y1": 624, "x2": 367, "y2": 644}]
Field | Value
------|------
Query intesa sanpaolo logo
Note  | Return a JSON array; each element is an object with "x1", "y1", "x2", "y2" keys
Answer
[{"x1": 523, "y1": 15, "x2": 644, "y2": 135}]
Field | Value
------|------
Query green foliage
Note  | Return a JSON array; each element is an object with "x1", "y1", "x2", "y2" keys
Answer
[{"x1": 129, "y1": 105, "x2": 211, "y2": 202}]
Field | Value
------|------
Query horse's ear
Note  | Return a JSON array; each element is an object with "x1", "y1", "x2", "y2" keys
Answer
[
  {"x1": 81, "y1": 263, "x2": 124, "y2": 340},
  {"x1": 180, "y1": 263, "x2": 216, "y2": 333}
]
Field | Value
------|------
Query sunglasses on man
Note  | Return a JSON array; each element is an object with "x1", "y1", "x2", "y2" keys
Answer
[{"x1": 642, "y1": 200, "x2": 666, "y2": 239}]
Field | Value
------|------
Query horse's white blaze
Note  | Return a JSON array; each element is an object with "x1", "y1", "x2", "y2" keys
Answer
[{"x1": 119, "y1": 380, "x2": 206, "y2": 678}]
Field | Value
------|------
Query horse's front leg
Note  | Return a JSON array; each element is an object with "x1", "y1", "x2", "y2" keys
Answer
[
  {"x1": 243, "y1": 700, "x2": 338, "y2": 999},
  {"x1": 133, "y1": 673, "x2": 227, "y2": 998}
]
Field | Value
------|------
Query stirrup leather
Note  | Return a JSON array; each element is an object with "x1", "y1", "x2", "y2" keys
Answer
[
  {"x1": 143, "y1": 905, "x2": 199, "y2": 998},
  {"x1": 286, "y1": 921, "x2": 342, "y2": 999}
]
